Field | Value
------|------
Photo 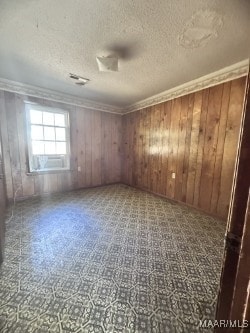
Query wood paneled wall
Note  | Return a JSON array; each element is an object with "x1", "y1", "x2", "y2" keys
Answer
[
  {"x1": 0, "y1": 130, "x2": 7, "y2": 263},
  {"x1": 122, "y1": 77, "x2": 247, "y2": 219},
  {"x1": 0, "y1": 91, "x2": 122, "y2": 200},
  {"x1": 0, "y1": 77, "x2": 246, "y2": 219}
]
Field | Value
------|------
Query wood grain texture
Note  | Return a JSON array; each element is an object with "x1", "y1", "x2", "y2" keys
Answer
[
  {"x1": 215, "y1": 75, "x2": 249, "y2": 328},
  {"x1": 122, "y1": 77, "x2": 247, "y2": 219},
  {"x1": 0, "y1": 123, "x2": 7, "y2": 263},
  {"x1": 0, "y1": 77, "x2": 246, "y2": 219},
  {"x1": 0, "y1": 91, "x2": 13, "y2": 199},
  {"x1": 230, "y1": 190, "x2": 250, "y2": 323},
  {"x1": 0, "y1": 92, "x2": 122, "y2": 200}
]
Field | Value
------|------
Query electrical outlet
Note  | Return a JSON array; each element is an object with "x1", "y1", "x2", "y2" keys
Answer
[
  {"x1": 172, "y1": 172, "x2": 176, "y2": 179},
  {"x1": 77, "y1": 166, "x2": 81, "y2": 172}
]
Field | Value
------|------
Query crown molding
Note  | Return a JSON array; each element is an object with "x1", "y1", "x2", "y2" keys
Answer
[
  {"x1": 124, "y1": 59, "x2": 249, "y2": 114},
  {"x1": 0, "y1": 59, "x2": 248, "y2": 115},
  {"x1": 0, "y1": 78, "x2": 124, "y2": 114}
]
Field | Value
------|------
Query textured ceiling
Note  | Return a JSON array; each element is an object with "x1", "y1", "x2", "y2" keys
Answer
[{"x1": 0, "y1": 0, "x2": 249, "y2": 108}]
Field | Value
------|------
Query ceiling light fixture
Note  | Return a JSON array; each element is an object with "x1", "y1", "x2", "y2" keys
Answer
[
  {"x1": 96, "y1": 56, "x2": 118, "y2": 72},
  {"x1": 69, "y1": 73, "x2": 90, "y2": 86}
]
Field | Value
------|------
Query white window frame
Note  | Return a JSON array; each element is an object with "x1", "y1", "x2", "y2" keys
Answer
[{"x1": 25, "y1": 103, "x2": 70, "y2": 173}]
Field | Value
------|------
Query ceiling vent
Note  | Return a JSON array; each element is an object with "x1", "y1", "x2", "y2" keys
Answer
[
  {"x1": 96, "y1": 56, "x2": 118, "y2": 72},
  {"x1": 69, "y1": 73, "x2": 90, "y2": 86}
]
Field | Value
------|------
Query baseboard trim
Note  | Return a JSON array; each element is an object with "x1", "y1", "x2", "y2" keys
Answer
[
  {"x1": 8, "y1": 182, "x2": 122, "y2": 203},
  {"x1": 121, "y1": 182, "x2": 226, "y2": 222},
  {"x1": 8, "y1": 181, "x2": 227, "y2": 222}
]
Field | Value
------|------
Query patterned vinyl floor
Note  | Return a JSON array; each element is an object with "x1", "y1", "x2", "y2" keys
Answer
[{"x1": 0, "y1": 184, "x2": 226, "y2": 333}]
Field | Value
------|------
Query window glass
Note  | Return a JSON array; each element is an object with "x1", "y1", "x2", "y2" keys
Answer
[
  {"x1": 55, "y1": 113, "x2": 65, "y2": 127},
  {"x1": 55, "y1": 127, "x2": 66, "y2": 141},
  {"x1": 32, "y1": 141, "x2": 44, "y2": 155},
  {"x1": 30, "y1": 110, "x2": 42, "y2": 124},
  {"x1": 44, "y1": 141, "x2": 56, "y2": 155},
  {"x1": 31, "y1": 125, "x2": 43, "y2": 140},
  {"x1": 43, "y1": 112, "x2": 54, "y2": 125},
  {"x1": 56, "y1": 142, "x2": 66, "y2": 154},
  {"x1": 28, "y1": 107, "x2": 70, "y2": 171},
  {"x1": 44, "y1": 126, "x2": 55, "y2": 141}
]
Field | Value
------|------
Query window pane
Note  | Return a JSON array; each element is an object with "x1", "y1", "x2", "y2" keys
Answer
[
  {"x1": 32, "y1": 141, "x2": 44, "y2": 155},
  {"x1": 43, "y1": 112, "x2": 54, "y2": 125},
  {"x1": 28, "y1": 108, "x2": 69, "y2": 171},
  {"x1": 44, "y1": 126, "x2": 55, "y2": 140},
  {"x1": 30, "y1": 110, "x2": 42, "y2": 124},
  {"x1": 31, "y1": 125, "x2": 43, "y2": 140},
  {"x1": 44, "y1": 142, "x2": 56, "y2": 154},
  {"x1": 55, "y1": 127, "x2": 66, "y2": 141},
  {"x1": 55, "y1": 113, "x2": 65, "y2": 127},
  {"x1": 56, "y1": 142, "x2": 66, "y2": 154}
]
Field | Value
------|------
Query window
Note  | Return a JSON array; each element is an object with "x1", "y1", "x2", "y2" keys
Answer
[{"x1": 26, "y1": 104, "x2": 70, "y2": 172}]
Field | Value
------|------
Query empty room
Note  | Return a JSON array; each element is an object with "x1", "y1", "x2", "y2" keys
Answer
[{"x1": 0, "y1": 1, "x2": 250, "y2": 332}]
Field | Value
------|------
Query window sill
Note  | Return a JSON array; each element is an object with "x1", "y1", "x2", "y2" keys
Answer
[{"x1": 26, "y1": 169, "x2": 72, "y2": 176}]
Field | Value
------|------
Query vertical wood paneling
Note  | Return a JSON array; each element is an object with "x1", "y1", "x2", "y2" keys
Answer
[
  {"x1": 0, "y1": 93, "x2": 122, "y2": 200},
  {"x1": 142, "y1": 108, "x2": 150, "y2": 190},
  {"x1": 155, "y1": 105, "x2": 162, "y2": 194},
  {"x1": 112, "y1": 113, "x2": 122, "y2": 182},
  {"x1": 84, "y1": 110, "x2": 92, "y2": 187},
  {"x1": 129, "y1": 114, "x2": 135, "y2": 186},
  {"x1": 0, "y1": 76, "x2": 246, "y2": 220},
  {"x1": 146, "y1": 109, "x2": 151, "y2": 191},
  {"x1": 137, "y1": 110, "x2": 143, "y2": 188},
  {"x1": 199, "y1": 85, "x2": 223, "y2": 211},
  {"x1": 121, "y1": 115, "x2": 127, "y2": 183},
  {"x1": 76, "y1": 106, "x2": 86, "y2": 188},
  {"x1": 101, "y1": 113, "x2": 111, "y2": 184},
  {"x1": 69, "y1": 106, "x2": 78, "y2": 189},
  {"x1": 210, "y1": 82, "x2": 231, "y2": 213},
  {"x1": 181, "y1": 94, "x2": 194, "y2": 202},
  {"x1": 0, "y1": 91, "x2": 13, "y2": 198},
  {"x1": 151, "y1": 105, "x2": 161, "y2": 193},
  {"x1": 16, "y1": 94, "x2": 35, "y2": 197},
  {"x1": 157, "y1": 103, "x2": 165, "y2": 195},
  {"x1": 217, "y1": 77, "x2": 247, "y2": 217},
  {"x1": 132, "y1": 113, "x2": 137, "y2": 186},
  {"x1": 167, "y1": 98, "x2": 181, "y2": 199},
  {"x1": 5, "y1": 92, "x2": 22, "y2": 196},
  {"x1": 186, "y1": 91, "x2": 203, "y2": 205},
  {"x1": 148, "y1": 109, "x2": 154, "y2": 190},
  {"x1": 0, "y1": 120, "x2": 7, "y2": 263},
  {"x1": 91, "y1": 111, "x2": 102, "y2": 186},
  {"x1": 193, "y1": 90, "x2": 209, "y2": 206},
  {"x1": 175, "y1": 95, "x2": 188, "y2": 201},
  {"x1": 122, "y1": 77, "x2": 247, "y2": 219},
  {"x1": 163, "y1": 101, "x2": 172, "y2": 196}
]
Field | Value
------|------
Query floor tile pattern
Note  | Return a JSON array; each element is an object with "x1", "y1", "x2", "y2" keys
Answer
[{"x1": 0, "y1": 184, "x2": 226, "y2": 332}]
